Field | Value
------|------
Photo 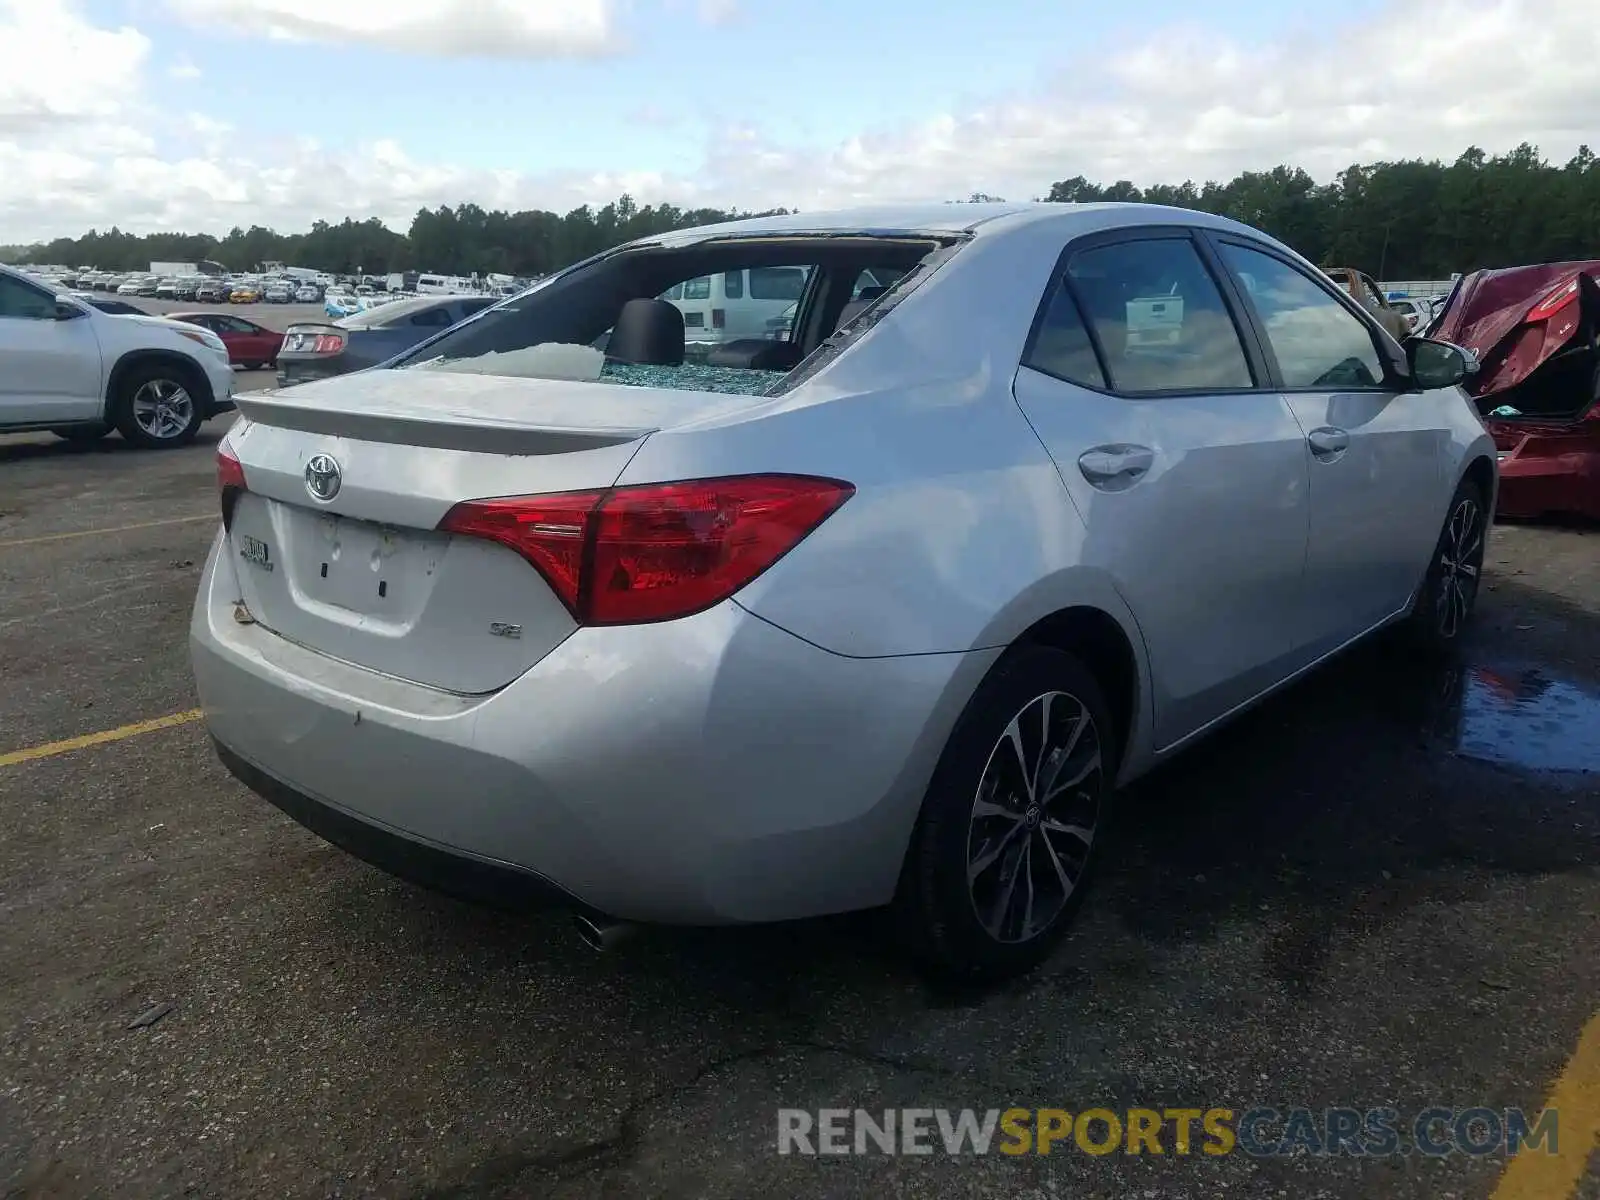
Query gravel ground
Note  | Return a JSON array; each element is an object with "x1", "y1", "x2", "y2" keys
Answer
[{"x1": 0, "y1": 430, "x2": 1596, "y2": 1199}]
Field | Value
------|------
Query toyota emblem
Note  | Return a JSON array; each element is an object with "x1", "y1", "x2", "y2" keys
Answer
[{"x1": 304, "y1": 453, "x2": 342, "y2": 502}]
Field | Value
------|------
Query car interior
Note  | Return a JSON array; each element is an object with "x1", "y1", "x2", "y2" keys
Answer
[{"x1": 396, "y1": 236, "x2": 950, "y2": 393}]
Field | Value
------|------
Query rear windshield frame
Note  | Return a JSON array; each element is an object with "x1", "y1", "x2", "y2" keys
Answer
[{"x1": 385, "y1": 232, "x2": 966, "y2": 387}]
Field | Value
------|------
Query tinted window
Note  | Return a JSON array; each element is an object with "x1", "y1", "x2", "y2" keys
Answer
[
  {"x1": 1220, "y1": 244, "x2": 1385, "y2": 389},
  {"x1": 723, "y1": 271, "x2": 744, "y2": 299},
  {"x1": 1024, "y1": 280, "x2": 1106, "y2": 389},
  {"x1": 748, "y1": 267, "x2": 807, "y2": 301},
  {"x1": 1066, "y1": 238, "x2": 1252, "y2": 392},
  {"x1": 0, "y1": 274, "x2": 58, "y2": 320},
  {"x1": 681, "y1": 276, "x2": 711, "y2": 301},
  {"x1": 410, "y1": 306, "x2": 455, "y2": 328},
  {"x1": 460, "y1": 298, "x2": 493, "y2": 316}
]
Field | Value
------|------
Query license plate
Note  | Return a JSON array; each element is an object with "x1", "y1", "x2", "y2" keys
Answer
[{"x1": 238, "y1": 534, "x2": 273, "y2": 571}]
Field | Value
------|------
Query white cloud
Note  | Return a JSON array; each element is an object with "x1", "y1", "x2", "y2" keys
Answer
[
  {"x1": 696, "y1": 0, "x2": 739, "y2": 27},
  {"x1": 0, "y1": 0, "x2": 148, "y2": 133},
  {"x1": 3, "y1": 0, "x2": 1599, "y2": 245},
  {"x1": 163, "y1": 0, "x2": 618, "y2": 57},
  {"x1": 168, "y1": 58, "x2": 203, "y2": 80}
]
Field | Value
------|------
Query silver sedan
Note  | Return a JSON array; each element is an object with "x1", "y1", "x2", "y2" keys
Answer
[{"x1": 190, "y1": 202, "x2": 1497, "y2": 979}]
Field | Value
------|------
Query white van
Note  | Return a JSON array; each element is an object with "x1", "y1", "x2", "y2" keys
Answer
[
  {"x1": 661, "y1": 267, "x2": 812, "y2": 344},
  {"x1": 416, "y1": 273, "x2": 469, "y2": 296}
]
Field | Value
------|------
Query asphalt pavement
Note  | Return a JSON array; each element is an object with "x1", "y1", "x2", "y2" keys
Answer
[{"x1": 1, "y1": 428, "x2": 1597, "y2": 1199}]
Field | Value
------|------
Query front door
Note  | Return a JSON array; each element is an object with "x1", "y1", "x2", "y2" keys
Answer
[
  {"x1": 0, "y1": 277, "x2": 103, "y2": 425},
  {"x1": 1211, "y1": 239, "x2": 1446, "y2": 653},
  {"x1": 1011, "y1": 230, "x2": 1312, "y2": 748}
]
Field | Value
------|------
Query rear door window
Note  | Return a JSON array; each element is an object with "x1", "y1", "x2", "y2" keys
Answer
[
  {"x1": 410, "y1": 307, "x2": 455, "y2": 328},
  {"x1": 1023, "y1": 281, "x2": 1106, "y2": 389},
  {"x1": 1065, "y1": 237, "x2": 1254, "y2": 392}
]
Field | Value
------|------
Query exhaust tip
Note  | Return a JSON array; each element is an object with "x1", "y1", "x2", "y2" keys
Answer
[{"x1": 573, "y1": 913, "x2": 634, "y2": 952}]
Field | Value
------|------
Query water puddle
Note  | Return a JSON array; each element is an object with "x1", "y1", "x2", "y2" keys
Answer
[{"x1": 1448, "y1": 664, "x2": 1600, "y2": 780}]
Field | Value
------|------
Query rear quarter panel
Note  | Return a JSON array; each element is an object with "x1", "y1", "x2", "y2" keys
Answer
[{"x1": 614, "y1": 215, "x2": 1155, "y2": 739}]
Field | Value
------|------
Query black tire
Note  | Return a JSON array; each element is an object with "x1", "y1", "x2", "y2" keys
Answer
[
  {"x1": 1403, "y1": 475, "x2": 1488, "y2": 652},
  {"x1": 109, "y1": 360, "x2": 206, "y2": 449},
  {"x1": 893, "y1": 645, "x2": 1116, "y2": 982},
  {"x1": 50, "y1": 424, "x2": 111, "y2": 443}
]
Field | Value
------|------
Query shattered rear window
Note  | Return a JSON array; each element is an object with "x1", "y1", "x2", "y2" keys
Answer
[{"x1": 600, "y1": 362, "x2": 783, "y2": 395}]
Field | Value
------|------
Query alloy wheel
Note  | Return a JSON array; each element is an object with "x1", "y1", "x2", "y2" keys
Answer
[
  {"x1": 131, "y1": 379, "x2": 194, "y2": 441},
  {"x1": 965, "y1": 691, "x2": 1103, "y2": 944},
  {"x1": 1435, "y1": 496, "x2": 1484, "y2": 639}
]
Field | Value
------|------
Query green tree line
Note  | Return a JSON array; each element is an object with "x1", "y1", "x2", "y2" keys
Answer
[{"x1": 5, "y1": 144, "x2": 1596, "y2": 279}]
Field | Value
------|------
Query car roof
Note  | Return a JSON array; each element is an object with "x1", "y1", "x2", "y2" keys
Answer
[{"x1": 639, "y1": 201, "x2": 1280, "y2": 250}]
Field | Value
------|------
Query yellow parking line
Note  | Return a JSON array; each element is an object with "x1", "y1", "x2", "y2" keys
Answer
[
  {"x1": 1491, "y1": 1008, "x2": 1600, "y2": 1200},
  {"x1": 0, "y1": 709, "x2": 203, "y2": 768},
  {"x1": 0, "y1": 514, "x2": 215, "y2": 549}
]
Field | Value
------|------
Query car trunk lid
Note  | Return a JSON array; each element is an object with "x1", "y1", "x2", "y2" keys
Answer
[{"x1": 223, "y1": 368, "x2": 759, "y2": 693}]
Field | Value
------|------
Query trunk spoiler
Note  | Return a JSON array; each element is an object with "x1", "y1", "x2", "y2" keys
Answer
[{"x1": 233, "y1": 389, "x2": 658, "y2": 456}]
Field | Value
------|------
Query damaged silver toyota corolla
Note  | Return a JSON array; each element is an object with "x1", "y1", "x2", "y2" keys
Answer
[{"x1": 191, "y1": 202, "x2": 1496, "y2": 979}]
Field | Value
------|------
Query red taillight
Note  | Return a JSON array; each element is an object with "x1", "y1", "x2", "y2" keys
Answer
[
  {"x1": 217, "y1": 441, "x2": 247, "y2": 526},
  {"x1": 437, "y1": 475, "x2": 854, "y2": 625},
  {"x1": 1527, "y1": 277, "x2": 1580, "y2": 323},
  {"x1": 711, "y1": 308, "x2": 726, "y2": 329}
]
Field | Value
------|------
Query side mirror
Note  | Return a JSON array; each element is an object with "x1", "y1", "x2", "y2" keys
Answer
[
  {"x1": 55, "y1": 300, "x2": 87, "y2": 320},
  {"x1": 1407, "y1": 338, "x2": 1470, "y2": 390}
]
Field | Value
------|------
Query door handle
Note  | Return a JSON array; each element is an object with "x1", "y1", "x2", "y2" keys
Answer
[
  {"x1": 1077, "y1": 444, "x2": 1154, "y2": 486},
  {"x1": 1307, "y1": 427, "x2": 1350, "y2": 459}
]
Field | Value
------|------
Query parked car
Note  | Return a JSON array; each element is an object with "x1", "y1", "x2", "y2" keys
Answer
[
  {"x1": 324, "y1": 291, "x2": 361, "y2": 318},
  {"x1": 167, "y1": 311, "x2": 285, "y2": 369},
  {"x1": 192, "y1": 203, "x2": 1495, "y2": 978},
  {"x1": 294, "y1": 284, "x2": 320, "y2": 303},
  {"x1": 156, "y1": 278, "x2": 183, "y2": 300},
  {"x1": 276, "y1": 294, "x2": 495, "y2": 386},
  {"x1": 0, "y1": 263, "x2": 235, "y2": 447},
  {"x1": 230, "y1": 284, "x2": 262, "y2": 304},
  {"x1": 1388, "y1": 297, "x2": 1433, "y2": 334},
  {"x1": 196, "y1": 280, "x2": 230, "y2": 303},
  {"x1": 1322, "y1": 267, "x2": 1412, "y2": 341},
  {"x1": 262, "y1": 282, "x2": 294, "y2": 303},
  {"x1": 115, "y1": 279, "x2": 144, "y2": 296},
  {"x1": 133, "y1": 277, "x2": 161, "y2": 297},
  {"x1": 1429, "y1": 259, "x2": 1600, "y2": 520}
]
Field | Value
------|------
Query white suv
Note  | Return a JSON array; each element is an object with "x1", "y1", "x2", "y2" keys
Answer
[{"x1": 0, "y1": 263, "x2": 236, "y2": 448}]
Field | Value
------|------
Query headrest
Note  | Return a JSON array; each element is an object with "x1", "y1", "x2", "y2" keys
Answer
[{"x1": 608, "y1": 298, "x2": 685, "y2": 366}]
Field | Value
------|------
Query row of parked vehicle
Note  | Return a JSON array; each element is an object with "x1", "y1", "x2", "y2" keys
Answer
[{"x1": 41, "y1": 269, "x2": 324, "y2": 305}]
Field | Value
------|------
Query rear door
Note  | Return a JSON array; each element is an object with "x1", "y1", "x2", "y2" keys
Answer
[
  {"x1": 1011, "y1": 228, "x2": 1312, "y2": 747},
  {"x1": 228, "y1": 316, "x2": 281, "y2": 362},
  {"x1": 1211, "y1": 237, "x2": 1446, "y2": 651}
]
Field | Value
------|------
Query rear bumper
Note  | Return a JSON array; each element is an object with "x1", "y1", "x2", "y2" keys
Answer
[
  {"x1": 213, "y1": 738, "x2": 584, "y2": 911},
  {"x1": 1489, "y1": 426, "x2": 1600, "y2": 520},
  {"x1": 190, "y1": 531, "x2": 992, "y2": 924},
  {"x1": 276, "y1": 360, "x2": 348, "y2": 389},
  {"x1": 200, "y1": 353, "x2": 236, "y2": 417}
]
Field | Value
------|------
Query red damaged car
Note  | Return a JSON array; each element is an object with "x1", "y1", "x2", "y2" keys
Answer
[{"x1": 1428, "y1": 261, "x2": 1600, "y2": 520}]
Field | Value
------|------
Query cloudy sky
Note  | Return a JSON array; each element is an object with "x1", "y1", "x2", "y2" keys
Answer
[{"x1": 2, "y1": 0, "x2": 1597, "y2": 241}]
